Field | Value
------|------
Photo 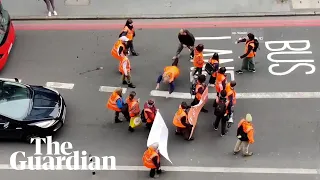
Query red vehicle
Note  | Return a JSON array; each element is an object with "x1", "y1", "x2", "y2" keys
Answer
[{"x1": 0, "y1": 0, "x2": 15, "y2": 71}]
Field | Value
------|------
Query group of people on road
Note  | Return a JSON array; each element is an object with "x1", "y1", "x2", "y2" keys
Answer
[{"x1": 107, "y1": 19, "x2": 256, "y2": 178}]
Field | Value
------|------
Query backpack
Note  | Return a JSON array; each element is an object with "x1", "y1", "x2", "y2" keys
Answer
[
  {"x1": 140, "y1": 109, "x2": 146, "y2": 123},
  {"x1": 204, "y1": 62, "x2": 214, "y2": 75},
  {"x1": 237, "y1": 125, "x2": 249, "y2": 141},
  {"x1": 214, "y1": 99, "x2": 227, "y2": 116},
  {"x1": 253, "y1": 39, "x2": 260, "y2": 52},
  {"x1": 190, "y1": 76, "x2": 198, "y2": 95}
]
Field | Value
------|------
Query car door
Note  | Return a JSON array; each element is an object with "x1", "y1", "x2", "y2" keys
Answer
[{"x1": 0, "y1": 115, "x2": 24, "y2": 139}]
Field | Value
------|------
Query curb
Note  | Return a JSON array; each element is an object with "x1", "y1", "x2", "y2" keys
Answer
[{"x1": 10, "y1": 11, "x2": 320, "y2": 21}]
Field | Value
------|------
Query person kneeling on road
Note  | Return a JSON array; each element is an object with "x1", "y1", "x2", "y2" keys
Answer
[
  {"x1": 106, "y1": 88, "x2": 130, "y2": 123},
  {"x1": 120, "y1": 50, "x2": 136, "y2": 88},
  {"x1": 126, "y1": 91, "x2": 141, "y2": 132},
  {"x1": 143, "y1": 99, "x2": 157, "y2": 130},
  {"x1": 173, "y1": 102, "x2": 194, "y2": 141},
  {"x1": 142, "y1": 143, "x2": 164, "y2": 178},
  {"x1": 190, "y1": 74, "x2": 208, "y2": 113},
  {"x1": 155, "y1": 58, "x2": 180, "y2": 94},
  {"x1": 213, "y1": 90, "x2": 229, "y2": 136}
]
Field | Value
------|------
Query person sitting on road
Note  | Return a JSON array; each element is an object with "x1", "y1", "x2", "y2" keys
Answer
[{"x1": 155, "y1": 58, "x2": 180, "y2": 94}]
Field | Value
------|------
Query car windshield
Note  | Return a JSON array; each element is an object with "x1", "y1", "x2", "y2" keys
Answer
[
  {"x1": 0, "y1": 3, "x2": 9, "y2": 43},
  {"x1": 0, "y1": 81, "x2": 31, "y2": 120}
]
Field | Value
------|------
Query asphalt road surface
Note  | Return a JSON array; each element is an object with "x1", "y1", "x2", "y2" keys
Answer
[{"x1": 0, "y1": 19, "x2": 320, "y2": 180}]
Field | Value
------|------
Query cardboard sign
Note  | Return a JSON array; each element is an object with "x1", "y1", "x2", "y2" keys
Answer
[
  {"x1": 147, "y1": 111, "x2": 173, "y2": 164},
  {"x1": 188, "y1": 87, "x2": 209, "y2": 139}
]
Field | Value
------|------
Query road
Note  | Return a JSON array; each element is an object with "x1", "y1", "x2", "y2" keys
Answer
[{"x1": 0, "y1": 18, "x2": 320, "y2": 179}]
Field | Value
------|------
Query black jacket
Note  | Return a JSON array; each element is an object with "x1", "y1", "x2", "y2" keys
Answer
[{"x1": 178, "y1": 30, "x2": 195, "y2": 46}]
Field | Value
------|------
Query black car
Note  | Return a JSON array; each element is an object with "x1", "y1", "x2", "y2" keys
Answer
[{"x1": 0, "y1": 78, "x2": 66, "y2": 143}]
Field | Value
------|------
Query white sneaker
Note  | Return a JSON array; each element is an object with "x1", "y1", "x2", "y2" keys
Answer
[
  {"x1": 47, "y1": 11, "x2": 52, "y2": 17},
  {"x1": 53, "y1": 11, "x2": 58, "y2": 16}
]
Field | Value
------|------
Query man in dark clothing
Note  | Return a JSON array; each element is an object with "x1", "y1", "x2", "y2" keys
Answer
[
  {"x1": 172, "y1": 29, "x2": 195, "y2": 60},
  {"x1": 213, "y1": 90, "x2": 229, "y2": 136},
  {"x1": 235, "y1": 33, "x2": 257, "y2": 74},
  {"x1": 119, "y1": 19, "x2": 139, "y2": 56},
  {"x1": 190, "y1": 74, "x2": 208, "y2": 113}
]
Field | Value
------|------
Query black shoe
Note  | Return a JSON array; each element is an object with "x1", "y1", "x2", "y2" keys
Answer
[
  {"x1": 201, "y1": 108, "x2": 208, "y2": 113},
  {"x1": 236, "y1": 70, "x2": 243, "y2": 74},
  {"x1": 128, "y1": 126, "x2": 134, "y2": 132},
  {"x1": 175, "y1": 131, "x2": 182, "y2": 135},
  {"x1": 128, "y1": 83, "x2": 136, "y2": 88},
  {"x1": 186, "y1": 137, "x2": 194, "y2": 141},
  {"x1": 249, "y1": 69, "x2": 256, "y2": 72},
  {"x1": 122, "y1": 80, "x2": 128, "y2": 85},
  {"x1": 131, "y1": 52, "x2": 139, "y2": 56}
]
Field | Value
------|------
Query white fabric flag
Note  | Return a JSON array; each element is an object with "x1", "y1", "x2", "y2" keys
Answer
[{"x1": 147, "y1": 111, "x2": 173, "y2": 164}]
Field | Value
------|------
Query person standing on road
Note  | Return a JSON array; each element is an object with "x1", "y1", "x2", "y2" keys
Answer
[
  {"x1": 142, "y1": 143, "x2": 164, "y2": 178},
  {"x1": 225, "y1": 81, "x2": 237, "y2": 128},
  {"x1": 190, "y1": 74, "x2": 208, "y2": 113},
  {"x1": 43, "y1": 0, "x2": 57, "y2": 17},
  {"x1": 106, "y1": 88, "x2": 130, "y2": 123},
  {"x1": 126, "y1": 91, "x2": 141, "y2": 132},
  {"x1": 192, "y1": 44, "x2": 205, "y2": 76},
  {"x1": 235, "y1": 33, "x2": 258, "y2": 74},
  {"x1": 207, "y1": 53, "x2": 220, "y2": 87},
  {"x1": 173, "y1": 102, "x2": 194, "y2": 141},
  {"x1": 215, "y1": 67, "x2": 227, "y2": 97},
  {"x1": 119, "y1": 50, "x2": 136, "y2": 88},
  {"x1": 172, "y1": 29, "x2": 195, "y2": 60},
  {"x1": 119, "y1": 19, "x2": 139, "y2": 56},
  {"x1": 234, "y1": 113, "x2": 254, "y2": 156},
  {"x1": 155, "y1": 58, "x2": 180, "y2": 94},
  {"x1": 213, "y1": 90, "x2": 229, "y2": 136},
  {"x1": 143, "y1": 99, "x2": 157, "y2": 130}
]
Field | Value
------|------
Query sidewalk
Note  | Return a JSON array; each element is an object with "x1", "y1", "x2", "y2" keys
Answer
[{"x1": 2, "y1": 0, "x2": 320, "y2": 20}]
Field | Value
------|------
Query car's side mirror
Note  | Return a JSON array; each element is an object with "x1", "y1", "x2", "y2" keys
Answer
[{"x1": 14, "y1": 78, "x2": 19, "y2": 82}]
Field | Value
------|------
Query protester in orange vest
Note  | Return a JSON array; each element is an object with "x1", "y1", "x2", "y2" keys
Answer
[
  {"x1": 192, "y1": 44, "x2": 204, "y2": 76},
  {"x1": 143, "y1": 99, "x2": 157, "y2": 130},
  {"x1": 142, "y1": 143, "x2": 163, "y2": 178},
  {"x1": 155, "y1": 58, "x2": 180, "y2": 94},
  {"x1": 111, "y1": 36, "x2": 128, "y2": 61},
  {"x1": 234, "y1": 113, "x2": 254, "y2": 156},
  {"x1": 225, "y1": 81, "x2": 237, "y2": 128},
  {"x1": 126, "y1": 91, "x2": 141, "y2": 132},
  {"x1": 119, "y1": 50, "x2": 136, "y2": 88},
  {"x1": 215, "y1": 67, "x2": 227, "y2": 96},
  {"x1": 190, "y1": 74, "x2": 208, "y2": 113},
  {"x1": 213, "y1": 90, "x2": 229, "y2": 136},
  {"x1": 235, "y1": 33, "x2": 257, "y2": 74},
  {"x1": 119, "y1": 19, "x2": 139, "y2": 56},
  {"x1": 173, "y1": 102, "x2": 194, "y2": 141},
  {"x1": 208, "y1": 53, "x2": 220, "y2": 86},
  {"x1": 106, "y1": 88, "x2": 130, "y2": 123}
]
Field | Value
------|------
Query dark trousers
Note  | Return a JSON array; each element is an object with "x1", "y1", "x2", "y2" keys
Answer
[
  {"x1": 150, "y1": 168, "x2": 162, "y2": 178},
  {"x1": 214, "y1": 115, "x2": 227, "y2": 135},
  {"x1": 114, "y1": 106, "x2": 130, "y2": 122},
  {"x1": 209, "y1": 76, "x2": 216, "y2": 84},
  {"x1": 127, "y1": 40, "x2": 136, "y2": 53},
  {"x1": 44, "y1": 0, "x2": 55, "y2": 11},
  {"x1": 146, "y1": 122, "x2": 153, "y2": 130},
  {"x1": 176, "y1": 127, "x2": 192, "y2": 140},
  {"x1": 176, "y1": 43, "x2": 194, "y2": 57},
  {"x1": 193, "y1": 67, "x2": 202, "y2": 76},
  {"x1": 191, "y1": 98, "x2": 207, "y2": 111}
]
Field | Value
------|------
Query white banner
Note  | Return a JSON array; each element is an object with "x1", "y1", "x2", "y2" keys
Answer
[{"x1": 147, "y1": 111, "x2": 172, "y2": 164}]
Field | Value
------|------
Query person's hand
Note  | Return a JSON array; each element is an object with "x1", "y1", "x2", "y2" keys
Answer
[
  {"x1": 238, "y1": 56, "x2": 241, "y2": 59},
  {"x1": 237, "y1": 135, "x2": 241, "y2": 138},
  {"x1": 137, "y1": 98, "x2": 140, "y2": 103},
  {"x1": 155, "y1": 84, "x2": 160, "y2": 90},
  {"x1": 235, "y1": 41, "x2": 238, "y2": 44}
]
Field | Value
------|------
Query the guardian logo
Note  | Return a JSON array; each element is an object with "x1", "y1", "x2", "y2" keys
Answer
[{"x1": 9, "y1": 136, "x2": 116, "y2": 170}]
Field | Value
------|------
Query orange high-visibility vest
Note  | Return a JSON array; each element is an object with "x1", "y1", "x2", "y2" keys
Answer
[
  {"x1": 193, "y1": 49, "x2": 204, "y2": 68},
  {"x1": 121, "y1": 26, "x2": 134, "y2": 41},
  {"x1": 209, "y1": 58, "x2": 219, "y2": 77},
  {"x1": 225, "y1": 82, "x2": 236, "y2": 105},
  {"x1": 215, "y1": 73, "x2": 227, "y2": 93},
  {"x1": 144, "y1": 108, "x2": 155, "y2": 123},
  {"x1": 142, "y1": 147, "x2": 159, "y2": 169},
  {"x1": 119, "y1": 57, "x2": 131, "y2": 75},
  {"x1": 244, "y1": 40, "x2": 255, "y2": 58},
  {"x1": 111, "y1": 40, "x2": 126, "y2": 61},
  {"x1": 126, "y1": 98, "x2": 140, "y2": 117},
  {"x1": 173, "y1": 106, "x2": 188, "y2": 128},
  {"x1": 163, "y1": 66, "x2": 180, "y2": 83},
  {"x1": 106, "y1": 92, "x2": 122, "y2": 112},
  {"x1": 195, "y1": 84, "x2": 204, "y2": 100}
]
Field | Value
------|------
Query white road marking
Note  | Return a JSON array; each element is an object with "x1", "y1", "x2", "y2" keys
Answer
[
  {"x1": 190, "y1": 58, "x2": 234, "y2": 64},
  {"x1": 189, "y1": 67, "x2": 235, "y2": 82},
  {"x1": 0, "y1": 78, "x2": 21, "y2": 82},
  {"x1": 99, "y1": 86, "x2": 127, "y2": 94},
  {"x1": 0, "y1": 164, "x2": 317, "y2": 174},
  {"x1": 150, "y1": 91, "x2": 320, "y2": 99},
  {"x1": 195, "y1": 36, "x2": 231, "y2": 40},
  {"x1": 45, "y1": 82, "x2": 74, "y2": 89}
]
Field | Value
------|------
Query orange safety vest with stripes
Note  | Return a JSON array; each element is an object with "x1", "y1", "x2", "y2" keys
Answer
[
  {"x1": 173, "y1": 105, "x2": 188, "y2": 128},
  {"x1": 225, "y1": 82, "x2": 236, "y2": 105},
  {"x1": 126, "y1": 97, "x2": 140, "y2": 117},
  {"x1": 215, "y1": 72, "x2": 227, "y2": 93},
  {"x1": 119, "y1": 56, "x2": 131, "y2": 75},
  {"x1": 209, "y1": 58, "x2": 219, "y2": 77},
  {"x1": 111, "y1": 39, "x2": 126, "y2": 61},
  {"x1": 142, "y1": 147, "x2": 159, "y2": 169},
  {"x1": 121, "y1": 26, "x2": 135, "y2": 41},
  {"x1": 195, "y1": 83, "x2": 205, "y2": 100},
  {"x1": 244, "y1": 40, "x2": 256, "y2": 58},
  {"x1": 193, "y1": 49, "x2": 204, "y2": 68},
  {"x1": 106, "y1": 91, "x2": 122, "y2": 112}
]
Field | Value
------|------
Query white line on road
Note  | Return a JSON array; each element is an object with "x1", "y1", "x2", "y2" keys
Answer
[
  {"x1": 45, "y1": 82, "x2": 74, "y2": 89},
  {"x1": 150, "y1": 91, "x2": 320, "y2": 99},
  {"x1": 99, "y1": 86, "x2": 127, "y2": 94},
  {"x1": 190, "y1": 58, "x2": 234, "y2": 64},
  {"x1": 0, "y1": 164, "x2": 317, "y2": 174},
  {"x1": 195, "y1": 36, "x2": 231, "y2": 40},
  {"x1": 0, "y1": 78, "x2": 21, "y2": 82}
]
